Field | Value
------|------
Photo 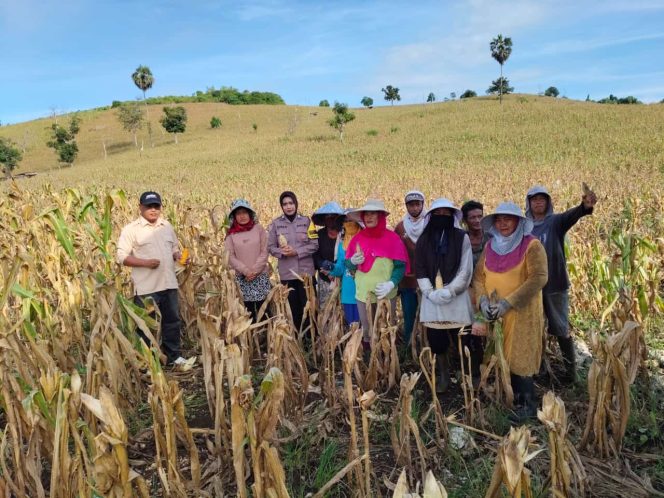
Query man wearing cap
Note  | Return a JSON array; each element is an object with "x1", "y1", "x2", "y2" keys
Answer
[
  {"x1": 117, "y1": 191, "x2": 186, "y2": 366},
  {"x1": 525, "y1": 184, "x2": 597, "y2": 383},
  {"x1": 394, "y1": 190, "x2": 426, "y2": 345}
]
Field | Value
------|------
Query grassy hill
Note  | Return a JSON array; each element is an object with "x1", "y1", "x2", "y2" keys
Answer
[{"x1": 2, "y1": 95, "x2": 663, "y2": 220}]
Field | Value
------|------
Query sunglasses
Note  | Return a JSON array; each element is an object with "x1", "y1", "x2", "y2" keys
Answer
[{"x1": 144, "y1": 203, "x2": 161, "y2": 209}]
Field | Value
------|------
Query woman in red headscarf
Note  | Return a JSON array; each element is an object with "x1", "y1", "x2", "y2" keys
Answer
[{"x1": 345, "y1": 199, "x2": 409, "y2": 349}]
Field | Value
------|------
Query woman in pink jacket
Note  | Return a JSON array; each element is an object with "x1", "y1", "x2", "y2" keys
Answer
[{"x1": 225, "y1": 199, "x2": 271, "y2": 321}]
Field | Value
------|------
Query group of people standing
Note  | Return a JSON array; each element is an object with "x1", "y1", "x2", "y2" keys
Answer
[{"x1": 117, "y1": 184, "x2": 596, "y2": 422}]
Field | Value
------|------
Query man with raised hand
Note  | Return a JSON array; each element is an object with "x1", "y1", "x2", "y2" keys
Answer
[
  {"x1": 117, "y1": 191, "x2": 186, "y2": 366},
  {"x1": 525, "y1": 184, "x2": 597, "y2": 383}
]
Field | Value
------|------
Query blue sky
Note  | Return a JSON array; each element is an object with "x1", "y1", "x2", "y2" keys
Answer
[{"x1": 1, "y1": 0, "x2": 663, "y2": 124}]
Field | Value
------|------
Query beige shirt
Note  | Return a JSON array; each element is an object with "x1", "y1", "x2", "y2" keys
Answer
[{"x1": 116, "y1": 216, "x2": 179, "y2": 295}]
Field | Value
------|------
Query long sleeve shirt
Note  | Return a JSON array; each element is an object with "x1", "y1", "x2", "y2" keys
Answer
[
  {"x1": 267, "y1": 214, "x2": 319, "y2": 281},
  {"x1": 224, "y1": 224, "x2": 269, "y2": 276}
]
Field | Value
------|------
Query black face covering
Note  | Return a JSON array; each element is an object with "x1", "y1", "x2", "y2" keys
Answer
[{"x1": 415, "y1": 214, "x2": 465, "y2": 284}]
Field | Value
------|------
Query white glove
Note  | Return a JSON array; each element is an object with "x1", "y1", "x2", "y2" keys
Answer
[
  {"x1": 375, "y1": 281, "x2": 395, "y2": 299},
  {"x1": 428, "y1": 288, "x2": 454, "y2": 305},
  {"x1": 417, "y1": 278, "x2": 433, "y2": 298},
  {"x1": 350, "y1": 251, "x2": 365, "y2": 265}
]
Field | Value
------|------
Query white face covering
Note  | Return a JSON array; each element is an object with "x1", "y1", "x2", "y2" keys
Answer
[{"x1": 403, "y1": 210, "x2": 426, "y2": 242}]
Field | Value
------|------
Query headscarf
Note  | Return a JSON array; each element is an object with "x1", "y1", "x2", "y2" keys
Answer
[
  {"x1": 485, "y1": 218, "x2": 535, "y2": 272},
  {"x1": 228, "y1": 217, "x2": 256, "y2": 235},
  {"x1": 402, "y1": 190, "x2": 427, "y2": 243},
  {"x1": 279, "y1": 191, "x2": 298, "y2": 222},
  {"x1": 342, "y1": 220, "x2": 361, "y2": 250},
  {"x1": 415, "y1": 214, "x2": 465, "y2": 283},
  {"x1": 346, "y1": 213, "x2": 410, "y2": 273}
]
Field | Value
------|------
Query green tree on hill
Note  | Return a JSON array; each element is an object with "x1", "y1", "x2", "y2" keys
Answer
[
  {"x1": 116, "y1": 104, "x2": 144, "y2": 147},
  {"x1": 381, "y1": 85, "x2": 401, "y2": 105},
  {"x1": 460, "y1": 90, "x2": 477, "y2": 99},
  {"x1": 486, "y1": 77, "x2": 513, "y2": 96},
  {"x1": 361, "y1": 96, "x2": 373, "y2": 108},
  {"x1": 132, "y1": 65, "x2": 155, "y2": 146},
  {"x1": 427, "y1": 92, "x2": 436, "y2": 103},
  {"x1": 47, "y1": 114, "x2": 81, "y2": 166},
  {"x1": 544, "y1": 86, "x2": 560, "y2": 98},
  {"x1": 319, "y1": 100, "x2": 330, "y2": 107},
  {"x1": 160, "y1": 106, "x2": 187, "y2": 144},
  {"x1": 0, "y1": 137, "x2": 23, "y2": 179},
  {"x1": 328, "y1": 102, "x2": 355, "y2": 141},
  {"x1": 490, "y1": 34, "x2": 512, "y2": 104}
]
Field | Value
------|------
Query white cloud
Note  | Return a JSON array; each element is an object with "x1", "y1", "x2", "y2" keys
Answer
[
  {"x1": 531, "y1": 32, "x2": 664, "y2": 57},
  {"x1": 364, "y1": 0, "x2": 554, "y2": 101}
]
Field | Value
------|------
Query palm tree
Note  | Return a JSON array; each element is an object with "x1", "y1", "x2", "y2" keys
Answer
[
  {"x1": 490, "y1": 35, "x2": 512, "y2": 104},
  {"x1": 132, "y1": 65, "x2": 154, "y2": 100},
  {"x1": 132, "y1": 65, "x2": 155, "y2": 146}
]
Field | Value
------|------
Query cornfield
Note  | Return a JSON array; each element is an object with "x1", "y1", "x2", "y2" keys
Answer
[{"x1": 1, "y1": 98, "x2": 663, "y2": 496}]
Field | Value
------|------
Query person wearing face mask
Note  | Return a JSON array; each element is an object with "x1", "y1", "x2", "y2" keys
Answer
[
  {"x1": 473, "y1": 202, "x2": 548, "y2": 421},
  {"x1": 329, "y1": 212, "x2": 363, "y2": 326},
  {"x1": 415, "y1": 198, "x2": 477, "y2": 393},
  {"x1": 312, "y1": 202, "x2": 345, "y2": 309},
  {"x1": 345, "y1": 199, "x2": 409, "y2": 350},
  {"x1": 394, "y1": 190, "x2": 427, "y2": 346},
  {"x1": 267, "y1": 191, "x2": 319, "y2": 331},
  {"x1": 224, "y1": 199, "x2": 271, "y2": 322}
]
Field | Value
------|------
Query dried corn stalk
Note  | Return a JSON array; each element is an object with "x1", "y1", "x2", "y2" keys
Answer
[
  {"x1": 364, "y1": 299, "x2": 400, "y2": 391},
  {"x1": 392, "y1": 469, "x2": 448, "y2": 498},
  {"x1": 342, "y1": 326, "x2": 366, "y2": 495},
  {"x1": 478, "y1": 314, "x2": 514, "y2": 409},
  {"x1": 391, "y1": 373, "x2": 428, "y2": 483},
  {"x1": 418, "y1": 347, "x2": 448, "y2": 445},
  {"x1": 485, "y1": 426, "x2": 542, "y2": 498},
  {"x1": 146, "y1": 351, "x2": 201, "y2": 497},
  {"x1": 580, "y1": 320, "x2": 643, "y2": 457},
  {"x1": 266, "y1": 317, "x2": 309, "y2": 418},
  {"x1": 81, "y1": 386, "x2": 150, "y2": 498},
  {"x1": 231, "y1": 368, "x2": 290, "y2": 498},
  {"x1": 537, "y1": 392, "x2": 586, "y2": 497}
]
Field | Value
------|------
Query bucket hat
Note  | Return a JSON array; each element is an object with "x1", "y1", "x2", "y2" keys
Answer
[
  {"x1": 424, "y1": 197, "x2": 462, "y2": 225},
  {"x1": 229, "y1": 198, "x2": 256, "y2": 220},
  {"x1": 481, "y1": 202, "x2": 533, "y2": 234}
]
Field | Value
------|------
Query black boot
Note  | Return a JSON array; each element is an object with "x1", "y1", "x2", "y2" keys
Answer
[
  {"x1": 557, "y1": 336, "x2": 577, "y2": 385},
  {"x1": 510, "y1": 374, "x2": 523, "y2": 407},
  {"x1": 509, "y1": 376, "x2": 537, "y2": 423}
]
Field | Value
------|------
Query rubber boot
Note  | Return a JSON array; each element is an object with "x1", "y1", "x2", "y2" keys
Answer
[
  {"x1": 510, "y1": 376, "x2": 537, "y2": 423},
  {"x1": 557, "y1": 336, "x2": 577, "y2": 385},
  {"x1": 436, "y1": 353, "x2": 451, "y2": 394}
]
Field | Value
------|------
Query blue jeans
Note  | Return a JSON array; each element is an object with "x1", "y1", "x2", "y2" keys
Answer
[
  {"x1": 400, "y1": 288, "x2": 418, "y2": 344},
  {"x1": 343, "y1": 303, "x2": 360, "y2": 325}
]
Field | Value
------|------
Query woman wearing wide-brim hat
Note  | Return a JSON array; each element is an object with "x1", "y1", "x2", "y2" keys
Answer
[
  {"x1": 312, "y1": 201, "x2": 346, "y2": 309},
  {"x1": 415, "y1": 198, "x2": 479, "y2": 393},
  {"x1": 345, "y1": 199, "x2": 409, "y2": 349},
  {"x1": 473, "y1": 201, "x2": 548, "y2": 421},
  {"x1": 224, "y1": 199, "x2": 271, "y2": 322}
]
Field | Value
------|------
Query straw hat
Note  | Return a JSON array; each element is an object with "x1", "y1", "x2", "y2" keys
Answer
[{"x1": 347, "y1": 199, "x2": 389, "y2": 222}]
